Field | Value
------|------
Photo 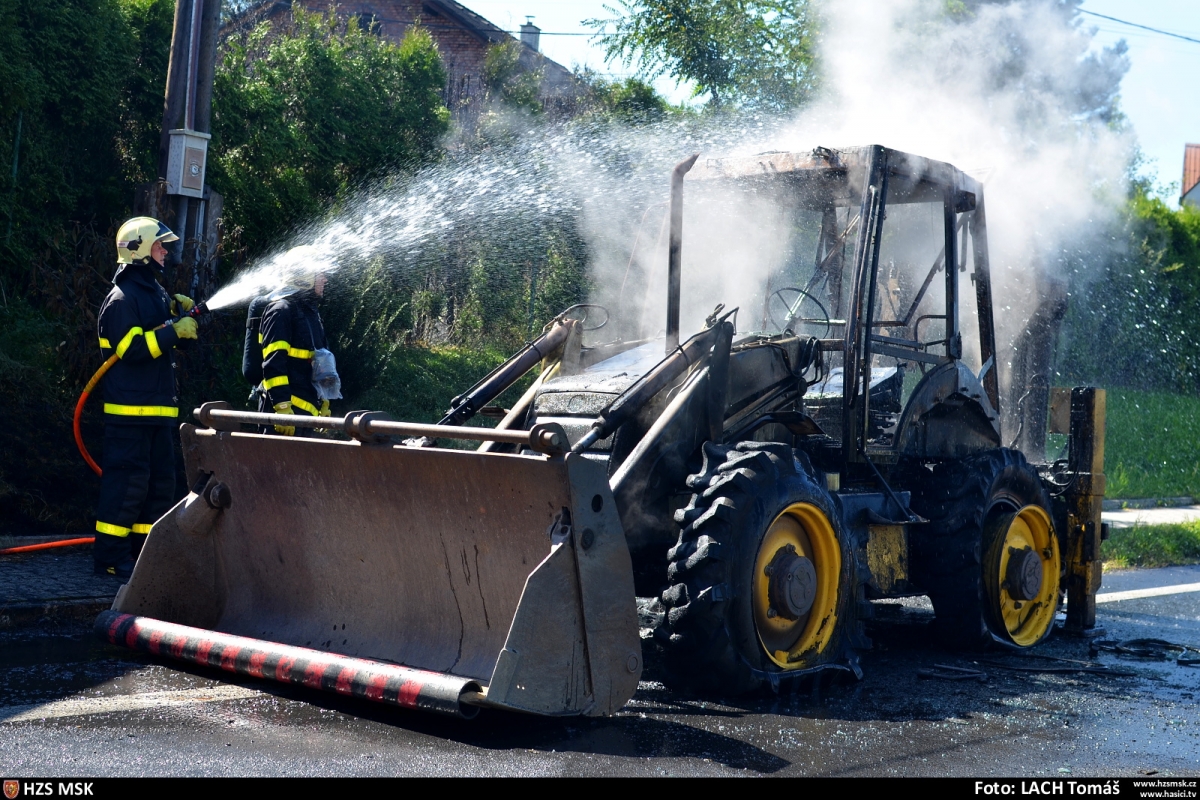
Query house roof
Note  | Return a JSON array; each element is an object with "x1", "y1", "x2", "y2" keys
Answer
[
  {"x1": 1184, "y1": 144, "x2": 1200, "y2": 201},
  {"x1": 426, "y1": 0, "x2": 510, "y2": 45},
  {"x1": 222, "y1": 1, "x2": 577, "y2": 90},
  {"x1": 427, "y1": 0, "x2": 577, "y2": 91}
]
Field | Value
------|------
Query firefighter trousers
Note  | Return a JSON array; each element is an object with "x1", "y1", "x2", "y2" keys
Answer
[{"x1": 93, "y1": 424, "x2": 176, "y2": 569}]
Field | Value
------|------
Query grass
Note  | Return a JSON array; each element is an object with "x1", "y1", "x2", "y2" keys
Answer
[
  {"x1": 352, "y1": 343, "x2": 535, "y2": 425},
  {"x1": 1072, "y1": 388, "x2": 1200, "y2": 568},
  {"x1": 1101, "y1": 388, "x2": 1200, "y2": 499},
  {"x1": 1101, "y1": 521, "x2": 1200, "y2": 569}
]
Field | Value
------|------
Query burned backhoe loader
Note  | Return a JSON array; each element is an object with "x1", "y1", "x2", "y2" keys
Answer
[{"x1": 99, "y1": 145, "x2": 1106, "y2": 715}]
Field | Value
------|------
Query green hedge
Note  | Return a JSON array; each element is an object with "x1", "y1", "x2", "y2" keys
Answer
[{"x1": 1060, "y1": 191, "x2": 1200, "y2": 394}]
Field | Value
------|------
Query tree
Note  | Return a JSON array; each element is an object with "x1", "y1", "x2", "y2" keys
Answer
[
  {"x1": 586, "y1": 0, "x2": 818, "y2": 110},
  {"x1": 210, "y1": 8, "x2": 450, "y2": 252},
  {"x1": 948, "y1": 0, "x2": 1129, "y2": 127},
  {"x1": 578, "y1": 73, "x2": 672, "y2": 124},
  {"x1": 0, "y1": 0, "x2": 173, "y2": 285},
  {"x1": 482, "y1": 40, "x2": 543, "y2": 115}
]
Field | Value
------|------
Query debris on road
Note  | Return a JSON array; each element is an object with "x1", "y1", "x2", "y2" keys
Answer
[
  {"x1": 978, "y1": 657, "x2": 1135, "y2": 677},
  {"x1": 1092, "y1": 637, "x2": 1200, "y2": 666},
  {"x1": 917, "y1": 664, "x2": 988, "y2": 682}
]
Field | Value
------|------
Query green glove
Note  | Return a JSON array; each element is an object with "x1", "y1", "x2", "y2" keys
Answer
[
  {"x1": 273, "y1": 401, "x2": 295, "y2": 436},
  {"x1": 171, "y1": 294, "x2": 195, "y2": 315},
  {"x1": 172, "y1": 316, "x2": 198, "y2": 340},
  {"x1": 319, "y1": 400, "x2": 331, "y2": 417}
]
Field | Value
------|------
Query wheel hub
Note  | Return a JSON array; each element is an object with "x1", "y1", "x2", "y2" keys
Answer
[
  {"x1": 983, "y1": 504, "x2": 1061, "y2": 648},
  {"x1": 1005, "y1": 546, "x2": 1043, "y2": 601},
  {"x1": 765, "y1": 545, "x2": 818, "y2": 620},
  {"x1": 753, "y1": 502, "x2": 841, "y2": 667}
]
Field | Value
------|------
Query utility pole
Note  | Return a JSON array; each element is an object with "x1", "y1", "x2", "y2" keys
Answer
[{"x1": 135, "y1": 0, "x2": 222, "y2": 302}]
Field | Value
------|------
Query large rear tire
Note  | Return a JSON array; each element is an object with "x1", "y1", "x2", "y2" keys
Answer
[
  {"x1": 658, "y1": 441, "x2": 868, "y2": 694},
  {"x1": 907, "y1": 448, "x2": 1063, "y2": 648}
]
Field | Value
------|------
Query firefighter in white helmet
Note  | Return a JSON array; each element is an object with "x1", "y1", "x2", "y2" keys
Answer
[
  {"x1": 258, "y1": 245, "x2": 338, "y2": 435},
  {"x1": 93, "y1": 217, "x2": 197, "y2": 580}
]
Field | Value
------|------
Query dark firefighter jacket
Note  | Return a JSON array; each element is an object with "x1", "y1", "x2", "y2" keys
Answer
[
  {"x1": 260, "y1": 295, "x2": 327, "y2": 416},
  {"x1": 96, "y1": 263, "x2": 182, "y2": 425}
]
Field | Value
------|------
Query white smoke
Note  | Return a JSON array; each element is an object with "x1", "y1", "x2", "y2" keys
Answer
[
  {"x1": 587, "y1": 0, "x2": 1132, "y2": 396},
  {"x1": 773, "y1": 0, "x2": 1132, "y2": 362}
]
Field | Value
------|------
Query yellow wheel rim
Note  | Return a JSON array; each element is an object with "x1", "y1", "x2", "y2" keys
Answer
[
  {"x1": 752, "y1": 503, "x2": 841, "y2": 668},
  {"x1": 984, "y1": 504, "x2": 1060, "y2": 647}
]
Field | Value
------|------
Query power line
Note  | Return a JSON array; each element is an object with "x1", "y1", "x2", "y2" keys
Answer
[
  {"x1": 505, "y1": 31, "x2": 598, "y2": 36},
  {"x1": 1078, "y1": 9, "x2": 1200, "y2": 45}
]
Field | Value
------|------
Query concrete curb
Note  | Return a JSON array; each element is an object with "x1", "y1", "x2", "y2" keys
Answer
[
  {"x1": 0, "y1": 597, "x2": 115, "y2": 629},
  {"x1": 1102, "y1": 497, "x2": 1196, "y2": 512}
]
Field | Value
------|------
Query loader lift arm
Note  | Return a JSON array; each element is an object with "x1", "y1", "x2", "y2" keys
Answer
[{"x1": 438, "y1": 315, "x2": 579, "y2": 428}]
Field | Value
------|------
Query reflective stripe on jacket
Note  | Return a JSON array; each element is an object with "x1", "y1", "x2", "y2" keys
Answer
[{"x1": 96, "y1": 263, "x2": 181, "y2": 425}]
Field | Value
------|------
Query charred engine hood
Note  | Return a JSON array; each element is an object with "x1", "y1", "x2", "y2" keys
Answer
[{"x1": 531, "y1": 341, "x2": 667, "y2": 451}]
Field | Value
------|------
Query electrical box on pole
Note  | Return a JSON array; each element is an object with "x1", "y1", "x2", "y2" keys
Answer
[{"x1": 166, "y1": 129, "x2": 210, "y2": 198}]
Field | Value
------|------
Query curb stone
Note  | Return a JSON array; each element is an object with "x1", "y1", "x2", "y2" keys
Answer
[
  {"x1": 1101, "y1": 497, "x2": 1196, "y2": 512},
  {"x1": 0, "y1": 597, "x2": 115, "y2": 629}
]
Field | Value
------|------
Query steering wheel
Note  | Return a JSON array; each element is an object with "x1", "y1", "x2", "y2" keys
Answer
[
  {"x1": 768, "y1": 287, "x2": 831, "y2": 338},
  {"x1": 559, "y1": 304, "x2": 610, "y2": 331}
]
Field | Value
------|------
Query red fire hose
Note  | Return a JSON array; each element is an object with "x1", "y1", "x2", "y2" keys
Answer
[
  {"x1": 74, "y1": 353, "x2": 118, "y2": 476},
  {"x1": 0, "y1": 537, "x2": 94, "y2": 555},
  {"x1": 33, "y1": 354, "x2": 123, "y2": 556}
]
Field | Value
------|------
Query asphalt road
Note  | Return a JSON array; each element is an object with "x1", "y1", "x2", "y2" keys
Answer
[{"x1": 0, "y1": 566, "x2": 1197, "y2": 778}]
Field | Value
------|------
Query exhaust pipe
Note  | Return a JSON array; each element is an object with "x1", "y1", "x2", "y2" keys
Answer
[
  {"x1": 96, "y1": 611, "x2": 485, "y2": 718},
  {"x1": 667, "y1": 154, "x2": 700, "y2": 353}
]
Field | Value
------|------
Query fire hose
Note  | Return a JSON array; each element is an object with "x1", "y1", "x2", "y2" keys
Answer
[
  {"x1": 74, "y1": 353, "x2": 118, "y2": 476},
  {"x1": 0, "y1": 538, "x2": 96, "y2": 556}
]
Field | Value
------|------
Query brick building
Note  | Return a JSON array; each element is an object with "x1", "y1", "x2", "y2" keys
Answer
[
  {"x1": 223, "y1": 1, "x2": 582, "y2": 121},
  {"x1": 1184, "y1": 144, "x2": 1200, "y2": 209}
]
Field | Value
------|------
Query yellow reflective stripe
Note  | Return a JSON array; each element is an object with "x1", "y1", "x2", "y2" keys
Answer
[
  {"x1": 131, "y1": 523, "x2": 152, "y2": 534},
  {"x1": 96, "y1": 521, "x2": 131, "y2": 537},
  {"x1": 258, "y1": 332, "x2": 263, "y2": 343},
  {"x1": 262, "y1": 340, "x2": 313, "y2": 360},
  {"x1": 145, "y1": 329, "x2": 162, "y2": 359},
  {"x1": 262, "y1": 374, "x2": 289, "y2": 390},
  {"x1": 99, "y1": 337, "x2": 112, "y2": 350},
  {"x1": 115, "y1": 326, "x2": 144, "y2": 358},
  {"x1": 291, "y1": 395, "x2": 319, "y2": 416},
  {"x1": 262, "y1": 340, "x2": 291, "y2": 357},
  {"x1": 103, "y1": 403, "x2": 179, "y2": 418}
]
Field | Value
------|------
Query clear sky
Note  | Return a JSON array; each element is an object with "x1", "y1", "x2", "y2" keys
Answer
[{"x1": 461, "y1": 1, "x2": 1199, "y2": 203}]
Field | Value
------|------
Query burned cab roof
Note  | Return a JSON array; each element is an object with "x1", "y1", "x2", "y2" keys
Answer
[
  {"x1": 689, "y1": 145, "x2": 984, "y2": 207},
  {"x1": 689, "y1": 148, "x2": 851, "y2": 180}
]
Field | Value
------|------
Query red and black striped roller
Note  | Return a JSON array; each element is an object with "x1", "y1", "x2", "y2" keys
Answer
[{"x1": 95, "y1": 611, "x2": 483, "y2": 718}]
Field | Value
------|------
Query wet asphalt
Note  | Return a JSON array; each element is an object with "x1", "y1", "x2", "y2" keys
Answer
[{"x1": 0, "y1": 565, "x2": 1197, "y2": 777}]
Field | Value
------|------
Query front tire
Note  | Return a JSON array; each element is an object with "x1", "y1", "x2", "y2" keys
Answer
[
  {"x1": 907, "y1": 448, "x2": 1063, "y2": 648},
  {"x1": 658, "y1": 442, "x2": 868, "y2": 694}
]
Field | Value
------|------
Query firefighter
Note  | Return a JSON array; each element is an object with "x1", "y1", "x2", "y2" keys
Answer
[
  {"x1": 259, "y1": 246, "x2": 335, "y2": 435},
  {"x1": 93, "y1": 217, "x2": 196, "y2": 580}
]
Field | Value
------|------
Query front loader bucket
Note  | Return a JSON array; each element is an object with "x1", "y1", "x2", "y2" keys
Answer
[{"x1": 106, "y1": 422, "x2": 642, "y2": 717}]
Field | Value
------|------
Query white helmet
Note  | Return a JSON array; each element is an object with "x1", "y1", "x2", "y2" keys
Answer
[
  {"x1": 116, "y1": 217, "x2": 178, "y2": 265},
  {"x1": 270, "y1": 245, "x2": 332, "y2": 299}
]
